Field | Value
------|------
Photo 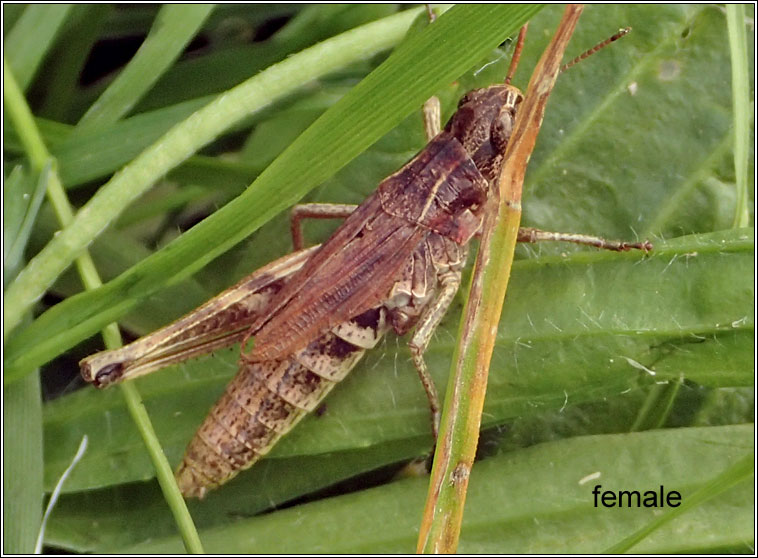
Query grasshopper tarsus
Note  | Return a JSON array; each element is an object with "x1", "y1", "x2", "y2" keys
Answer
[
  {"x1": 91, "y1": 362, "x2": 124, "y2": 388},
  {"x1": 616, "y1": 239, "x2": 653, "y2": 253}
]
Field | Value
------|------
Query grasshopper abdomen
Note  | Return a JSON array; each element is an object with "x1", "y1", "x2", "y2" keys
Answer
[
  {"x1": 176, "y1": 232, "x2": 471, "y2": 497},
  {"x1": 176, "y1": 307, "x2": 389, "y2": 497}
]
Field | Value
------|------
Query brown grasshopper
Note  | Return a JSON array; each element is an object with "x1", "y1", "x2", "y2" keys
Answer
[{"x1": 80, "y1": 25, "x2": 648, "y2": 499}]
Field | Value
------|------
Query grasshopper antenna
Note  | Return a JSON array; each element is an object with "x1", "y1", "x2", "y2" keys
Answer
[
  {"x1": 504, "y1": 24, "x2": 528, "y2": 85},
  {"x1": 560, "y1": 27, "x2": 631, "y2": 73}
]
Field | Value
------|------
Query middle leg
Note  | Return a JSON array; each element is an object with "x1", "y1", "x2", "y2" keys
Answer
[
  {"x1": 404, "y1": 270, "x2": 461, "y2": 439},
  {"x1": 289, "y1": 203, "x2": 357, "y2": 250}
]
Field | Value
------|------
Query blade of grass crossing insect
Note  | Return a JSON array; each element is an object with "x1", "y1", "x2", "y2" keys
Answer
[
  {"x1": 2, "y1": 61, "x2": 204, "y2": 554},
  {"x1": 3, "y1": 5, "x2": 542, "y2": 380},
  {"x1": 418, "y1": 6, "x2": 584, "y2": 552}
]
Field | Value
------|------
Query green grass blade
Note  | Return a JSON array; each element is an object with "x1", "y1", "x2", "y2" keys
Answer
[
  {"x1": 3, "y1": 4, "x2": 72, "y2": 91},
  {"x1": 118, "y1": 382, "x2": 204, "y2": 553},
  {"x1": 74, "y1": 4, "x2": 214, "y2": 134},
  {"x1": 726, "y1": 4, "x2": 751, "y2": 228},
  {"x1": 2, "y1": 371, "x2": 43, "y2": 553},
  {"x1": 112, "y1": 425, "x2": 755, "y2": 553},
  {"x1": 3, "y1": 162, "x2": 50, "y2": 285},
  {"x1": 37, "y1": 5, "x2": 113, "y2": 121}
]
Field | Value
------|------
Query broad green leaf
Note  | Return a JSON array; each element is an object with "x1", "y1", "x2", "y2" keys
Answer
[
  {"x1": 116, "y1": 425, "x2": 755, "y2": 553},
  {"x1": 516, "y1": 5, "x2": 745, "y2": 240}
]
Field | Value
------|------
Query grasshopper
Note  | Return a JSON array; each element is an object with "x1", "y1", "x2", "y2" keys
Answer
[{"x1": 80, "y1": 23, "x2": 648, "y2": 499}]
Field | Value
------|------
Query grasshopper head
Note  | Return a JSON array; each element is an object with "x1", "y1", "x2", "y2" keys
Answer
[{"x1": 445, "y1": 84, "x2": 523, "y2": 183}]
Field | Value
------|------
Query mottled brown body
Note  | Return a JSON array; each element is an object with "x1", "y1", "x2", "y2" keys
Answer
[
  {"x1": 79, "y1": 24, "x2": 651, "y2": 501},
  {"x1": 81, "y1": 84, "x2": 524, "y2": 498},
  {"x1": 172, "y1": 88, "x2": 521, "y2": 496},
  {"x1": 176, "y1": 308, "x2": 386, "y2": 498}
]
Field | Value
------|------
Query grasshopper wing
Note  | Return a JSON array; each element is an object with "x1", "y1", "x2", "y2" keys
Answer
[
  {"x1": 247, "y1": 192, "x2": 425, "y2": 361},
  {"x1": 248, "y1": 134, "x2": 488, "y2": 361}
]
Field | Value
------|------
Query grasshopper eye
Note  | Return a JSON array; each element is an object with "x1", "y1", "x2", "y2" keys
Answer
[{"x1": 492, "y1": 111, "x2": 515, "y2": 152}]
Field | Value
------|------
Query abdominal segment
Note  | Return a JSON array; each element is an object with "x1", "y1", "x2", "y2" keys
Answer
[{"x1": 175, "y1": 308, "x2": 387, "y2": 498}]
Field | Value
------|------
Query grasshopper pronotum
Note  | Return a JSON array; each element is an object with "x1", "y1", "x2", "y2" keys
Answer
[{"x1": 80, "y1": 18, "x2": 648, "y2": 499}]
